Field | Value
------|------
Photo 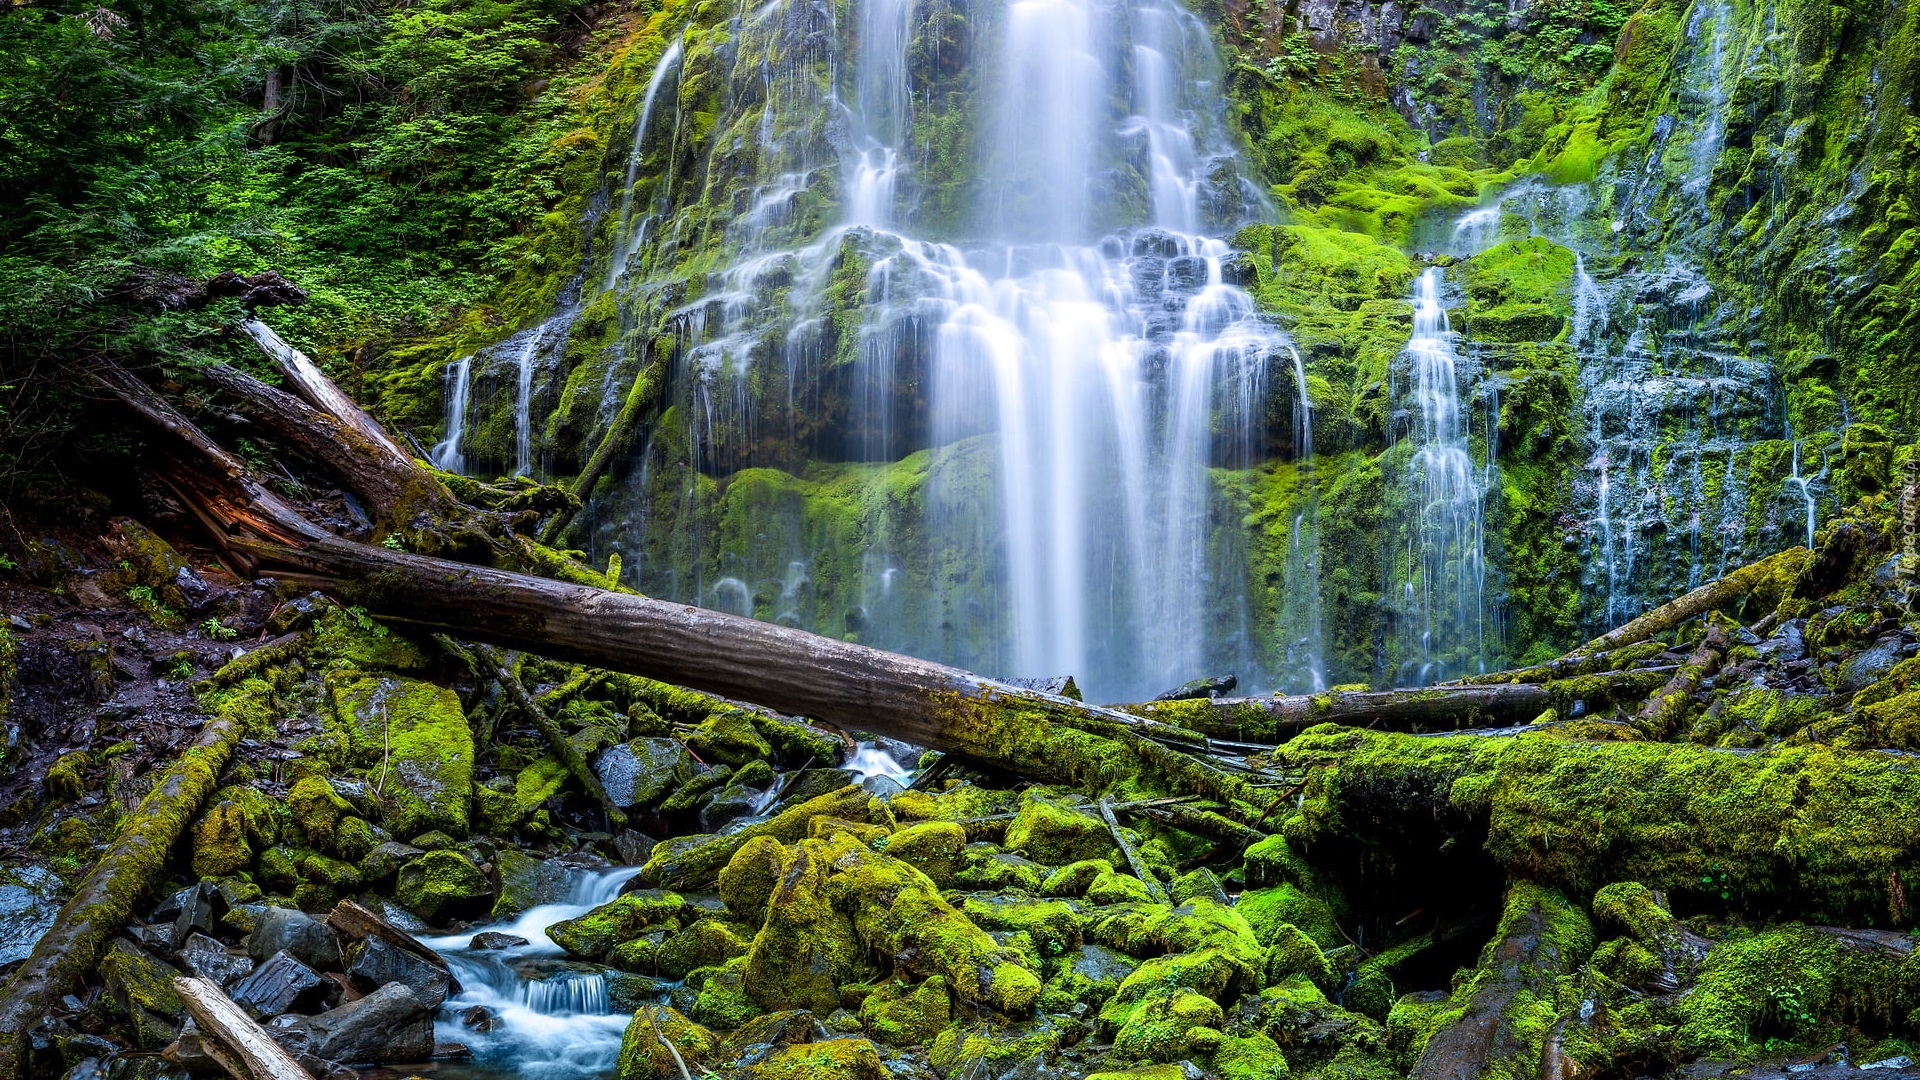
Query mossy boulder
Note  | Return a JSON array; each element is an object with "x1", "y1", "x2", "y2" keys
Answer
[
  {"x1": 954, "y1": 845, "x2": 1049, "y2": 892},
  {"x1": 100, "y1": 938, "x2": 185, "y2": 1048},
  {"x1": 288, "y1": 776, "x2": 353, "y2": 851},
  {"x1": 743, "y1": 839, "x2": 869, "y2": 1012},
  {"x1": 615, "y1": 1005, "x2": 716, "y2": 1080},
  {"x1": 658, "y1": 919, "x2": 750, "y2": 979},
  {"x1": 719, "y1": 835, "x2": 788, "y2": 925},
  {"x1": 1236, "y1": 884, "x2": 1341, "y2": 949},
  {"x1": 958, "y1": 895, "x2": 1083, "y2": 958},
  {"x1": 1003, "y1": 792, "x2": 1114, "y2": 865},
  {"x1": 335, "y1": 816, "x2": 386, "y2": 862},
  {"x1": 875, "y1": 820, "x2": 964, "y2": 887},
  {"x1": 858, "y1": 975, "x2": 949, "y2": 1046},
  {"x1": 1211, "y1": 1031, "x2": 1291, "y2": 1080},
  {"x1": 1260, "y1": 923, "x2": 1335, "y2": 992},
  {"x1": 1039, "y1": 943, "x2": 1137, "y2": 1012},
  {"x1": 1590, "y1": 881, "x2": 1674, "y2": 942},
  {"x1": 550, "y1": 890, "x2": 689, "y2": 960},
  {"x1": 688, "y1": 956, "x2": 762, "y2": 1030},
  {"x1": 736, "y1": 1036, "x2": 887, "y2": 1080},
  {"x1": 329, "y1": 674, "x2": 475, "y2": 837},
  {"x1": 44, "y1": 751, "x2": 87, "y2": 803},
  {"x1": 594, "y1": 737, "x2": 697, "y2": 810},
  {"x1": 1041, "y1": 858, "x2": 1114, "y2": 898},
  {"x1": 192, "y1": 800, "x2": 254, "y2": 877},
  {"x1": 1112, "y1": 987, "x2": 1226, "y2": 1063},
  {"x1": 494, "y1": 847, "x2": 573, "y2": 917},
  {"x1": 928, "y1": 1020, "x2": 1066, "y2": 1078},
  {"x1": 1086, "y1": 868, "x2": 1154, "y2": 905},
  {"x1": 395, "y1": 850, "x2": 493, "y2": 922},
  {"x1": 683, "y1": 709, "x2": 772, "y2": 767}
]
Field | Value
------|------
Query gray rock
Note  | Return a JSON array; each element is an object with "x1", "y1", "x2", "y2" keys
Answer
[
  {"x1": 492, "y1": 848, "x2": 571, "y2": 917},
  {"x1": 469, "y1": 932, "x2": 529, "y2": 950},
  {"x1": 166, "y1": 881, "x2": 223, "y2": 943},
  {"x1": 1838, "y1": 635, "x2": 1905, "y2": 693},
  {"x1": 0, "y1": 866, "x2": 63, "y2": 966},
  {"x1": 179, "y1": 931, "x2": 254, "y2": 986},
  {"x1": 344, "y1": 935, "x2": 451, "y2": 1010},
  {"x1": 699, "y1": 783, "x2": 768, "y2": 832},
  {"x1": 361, "y1": 841, "x2": 427, "y2": 882},
  {"x1": 230, "y1": 951, "x2": 327, "y2": 1018},
  {"x1": 595, "y1": 737, "x2": 694, "y2": 809},
  {"x1": 999, "y1": 675, "x2": 1081, "y2": 701},
  {"x1": 859, "y1": 774, "x2": 907, "y2": 799},
  {"x1": 247, "y1": 906, "x2": 341, "y2": 970},
  {"x1": 297, "y1": 982, "x2": 433, "y2": 1065},
  {"x1": 606, "y1": 970, "x2": 675, "y2": 1012},
  {"x1": 379, "y1": 901, "x2": 432, "y2": 933}
]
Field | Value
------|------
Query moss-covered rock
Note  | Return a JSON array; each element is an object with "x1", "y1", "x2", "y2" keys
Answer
[
  {"x1": 858, "y1": 975, "x2": 949, "y2": 1047},
  {"x1": 615, "y1": 1005, "x2": 716, "y2": 1080},
  {"x1": 954, "y1": 845, "x2": 1049, "y2": 892},
  {"x1": 1085, "y1": 868, "x2": 1153, "y2": 905},
  {"x1": 1039, "y1": 942, "x2": 1136, "y2": 1013},
  {"x1": 192, "y1": 799, "x2": 253, "y2": 877},
  {"x1": 688, "y1": 956, "x2": 762, "y2": 1030},
  {"x1": 719, "y1": 835, "x2": 788, "y2": 925},
  {"x1": 550, "y1": 890, "x2": 689, "y2": 960},
  {"x1": 1040, "y1": 858, "x2": 1114, "y2": 898},
  {"x1": 683, "y1": 709, "x2": 772, "y2": 767},
  {"x1": 1235, "y1": 884, "x2": 1341, "y2": 949},
  {"x1": 957, "y1": 895, "x2": 1083, "y2": 958},
  {"x1": 873, "y1": 820, "x2": 964, "y2": 887},
  {"x1": 44, "y1": 751, "x2": 87, "y2": 803},
  {"x1": 287, "y1": 776, "x2": 353, "y2": 852},
  {"x1": 1112, "y1": 987, "x2": 1226, "y2": 1063},
  {"x1": 329, "y1": 674, "x2": 474, "y2": 837},
  {"x1": 1260, "y1": 923, "x2": 1334, "y2": 992},
  {"x1": 1003, "y1": 792, "x2": 1114, "y2": 865},
  {"x1": 657, "y1": 919, "x2": 750, "y2": 979},
  {"x1": 735, "y1": 1036, "x2": 887, "y2": 1080},
  {"x1": 743, "y1": 838, "x2": 870, "y2": 1013},
  {"x1": 395, "y1": 849, "x2": 493, "y2": 922}
]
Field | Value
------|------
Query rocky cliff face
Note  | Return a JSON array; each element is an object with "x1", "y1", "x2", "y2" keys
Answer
[{"x1": 371, "y1": 0, "x2": 1920, "y2": 691}]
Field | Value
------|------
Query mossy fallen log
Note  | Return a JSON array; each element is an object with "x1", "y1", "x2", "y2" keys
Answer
[
  {"x1": 0, "y1": 691, "x2": 247, "y2": 1079},
  {"x1": 1632, "y1": 624, "x2": 1728, "y2": 739},
  {"x1": 468, "y1": 641, "x2": 626, "y2": 829},
  {"x1": 239, "y1": 319, "x2": 405, "y2": 461},
  {"x1": 1276, "y1": 726, "x2": 1920, "y2": 924},
  {"x1": 1567, "y1": 547, "x2": 1811, "y2": 658}
]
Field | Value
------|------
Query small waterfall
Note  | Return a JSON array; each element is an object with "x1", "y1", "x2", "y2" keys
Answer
[
  {"x1": 422, "y1": 867, "x2": 642, "y2": 1080},
  {"x1": 1281, "y1": 346, "x2": 1325, "y2": 692},
  {"x1": 431, "y1": 356, "x2": 473, "y2": 473},
  {"x1": 606, "y1": 37, "x2": 686, "y2": 291},
  {"x1": 1397, "y1": 267, "x2": 1490, "y2": 682},
  {"x1": 513, "y1": 324, "x2": 552, "y2": 478},
  {"x1": 1786, "y1": 442, "x2": 1819, "y2": 549}
]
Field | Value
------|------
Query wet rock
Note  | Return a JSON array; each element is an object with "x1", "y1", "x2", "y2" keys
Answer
[
  {"x1": 231, "y1": 950, "x2": 328, "y2": 1018},
  {"x1": 0, "y1": 865, "x2": 62, "y2": 965},
  {"x1": 247, "y1": 906, "x2": 341, "y2": 970},
  {"x1": 470, "y1": 931, "x2": 530, "y2": 950},
  {"x1": 330, "y1": 676, "x2": 475, "y2": 837},
  {"x1": 881, "y1": 821, "x2": 966, "y2": 888},
  {"x1": 699, "y1": 782, "x2": 770, "y2": 832},
  {"x1": 596, "y1": 737, "x2": 697, "y2": 810},
  {"x1": 100, "y1": 938, "x2": 185, "y2": 1046},
  {"x1": 1839, "y1": 635, "x2": 1905, "y2": 692},
  {"x1": 267, "y1": 591, "x2": 328, "y2": 635},
  {"x1": 296, "y1": 981, "x2": 433, "y2": 1065},
  {"x1": 127, "y1": 923, "x2": 178, "y2": 953},
  {"x1": 395, "y1": 849, "x2": 493, "y2": 922},
  {"x1": 493, "y1": 847, "x2": 572, "y2": 917},
  {"x1": 344, "y1": 934, "x2": 452, "y2": 1010},
  {"x1": 1154, "y1": 673, "x2": 1236, "y2": 701},
  {"x1": 179, "y1": 931, "x2": 254, "y2": 986},
  {"x1": 548, "y1": 890, "x2": 687, "y2": 959},
  {"x1": 460, "y1": 1005, "x2": 497, "y2": 1032},
  {"x1": 608, "y1": 970, "x2": 677, "y2": 1012},
  {"x1": 360, "y1": 840, "x2": 426, "y2": 883},
  {"x1": 860, "y1": 974, "x2": 949, "y2": 1046}
]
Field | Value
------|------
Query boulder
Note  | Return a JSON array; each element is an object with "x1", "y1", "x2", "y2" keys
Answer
[
  {"x1": 595, "y1": 737, "x2": 695, "y2": 810},
  {"x1": 230, "y1": 950, "x2": 327, "y2": 1018},
  {"x1": 0, "y1": 866, "x2": 61, "y2": 966},
  {"x1": 100, "y1": 938, "x2": 185, "y2": 1046},
  {"x1": 247, "y1": 906, "x2": 341, "y2": 970},
  {"x1": 1004, "y1": 793, "x2": 1114, "y2": 866},
  {"x1": 615, "y1": 1005, "x2": 715, "y2": 1080},
  {"x1": 683, "y1": 709, "x2": 772, "y2": 767},
  {"x1": 875, "y1": 821, "x2": 965, "y2": 888},
  {"x1": 344, "y1": 934, "x2": 452, "y2": 1010},
  {"x1": 178, "y1": 932, "x2": 254, "y2": 987},
  {"x1": 493, "y1": 847, "x2": 572, "y2": 917},
  {"x1": 360, "y1": 840, "x2": 425, "y2": 882},
  {"x1": 329, "y1": 675, "x2": 475, "y2": 837},
  {"x1": 470, "y1": 932, "x2": 530, "y2": 950},
  {"x1": 296, "y1": 981, "x2": 433, "y2": 1065},
  {"x1": 395, "y1": 850, "x2": 493, "y2": 922},
  {"x1": 718, "y1": 835, "x2": 787, "y2": 924},
  {"x1": 547, "y1": 890, "x2": 687, "y2": 960}
]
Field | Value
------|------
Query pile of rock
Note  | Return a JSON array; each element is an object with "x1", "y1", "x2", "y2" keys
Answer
[{"x1": 36, "y1": 883, "x2": 456, "y2": 1079}]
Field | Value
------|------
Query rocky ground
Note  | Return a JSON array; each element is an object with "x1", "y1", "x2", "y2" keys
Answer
[{"x1": 4, "y1": 482, "x2": 1920, "y2": 1080}]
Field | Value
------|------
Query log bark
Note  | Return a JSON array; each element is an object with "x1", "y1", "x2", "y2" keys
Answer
[
  {"x1": 470, "y1": 642, "x2": 627, "y2": 829},
  {"x1": 173, "y1": 976, "x2": 314, "y2": 1080},
  {"x1": 1447, "y1": 640, "x2": 1667, "y2": 686},
  {"x1": 1099, "y1": 795, "x2": 1169, "y2": 902},
  {"x1": 240, "y1": 320, "x2": 406, "y2": 461},
  {"x1": 324, "y1": 899, "x2": 452, "y2": 983},
  {"x1": 200, "y1": 362, "x2": 469, "y2": 532},
  {"x1": 1567, "y1": 547, "x2": 1808, "y2": 658},
  {"x1": 1633, "y1": 625, "x2": 1728, "y2": 739},
  {"x1": 1123, "y1": 684, "x2": 1559, "y2": 741},
  {"x1": 0, "y1": 708, "x2": 243, "y2": 1079}
]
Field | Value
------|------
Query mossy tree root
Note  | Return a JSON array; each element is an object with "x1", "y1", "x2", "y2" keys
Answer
[{"x1": 0, "y1": 706, "x2": 243, "y2": 1079}]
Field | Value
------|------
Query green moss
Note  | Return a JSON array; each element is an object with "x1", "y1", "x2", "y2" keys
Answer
[
  {"x1": 328, "y1": 674, "x2": 474, "y2": 837},
  {"x1": 615, "y1": 1005, "x2": 716, "y2": 1080},
  {"x1": 1113, "y1": 988, "x2": 1227, "y2": 1063},
  {"x1": 1261, "y1": 923, "x2": 1335, "y2": 992},
  {"x1": 743, "y1": 837, "x2": 869, "y2": 1013},
  {"x1": 1236, "y1": 885, "x2": 1342, "y2": 950},
  {"x1": 550, "y1": 890, "x2": 689, "y2": 959},
  {"x1": 1003, "y1": 792, "x2": 1115, "y2": 865},
  {"x1": 287, "y1": 776, "x2": 353, "y2": 852},
  {"x1": 958, "y1": 896, "x2": 1082, "y2": 959},
  {"x1": 657, "y1": 919, "x2": 750, "y2": 979},
  {"x1": 1210, "y1": 1032, "x2": 1291, "y2": 1080},
  {"x1": 1040, "y1": 858, "x2": 1113, "y2": 898},
  {"x1": 859, "y1": 975, "x2": 949, "y2": 1047},
  {"x1": 191, "y1": 799, "x2": 253, "y2": 877},
  {"x1": 719, "y1": 834, "x2": 788, "y2": 925},
  {"x1": 687, "y1": 956, "x2": 761, "y2": 1030},
  {"x1": 395, "y1": 849, "x2": 493, "y2": 922},
  {"x1": 1675, "y1": 925, "x2": 1919, "y2": 1055},
  {"x1": 743, "y1": 1036, "x2": 888, "y2": 1080},
  {"x1": 683, "y1": 708, "x2": 772, "y2": 767},
  {"x1": 879, "y1": 820, "x2": 966, "y2": 888},
  {"x1": 44, "y1": 751, "x2": 87, "y2": 803}
]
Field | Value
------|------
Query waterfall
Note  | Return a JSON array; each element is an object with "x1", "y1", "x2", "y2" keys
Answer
[
  {"x1": 1398, "y1": 267, "x2": 1490, "y2": 682},
  {"x1": 422, "y1": 867, "x2": 642, "y2": 1080},
  {"x1": 605, "y1": 37, "x2": 685, "y2": 291},
  {"x1": 430, "y1": 356, "x2": 473, "y2": 473},
  {"x1": 513, "y1": 323, "x2": 551, "y2": 478},
  {"x1": 574, "y1": 0, "x2": 1286, "y2": 702},
  {"x1": 1281, "y1": 346, "x2": 1325, "y2": 692}
]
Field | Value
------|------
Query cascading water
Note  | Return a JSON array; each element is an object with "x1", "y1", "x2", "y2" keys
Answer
[
  {"x1": 1394, "y1": 267, "x2": 1490, "y2": 682},
  {"x1": 432, "y1": 355, "x2": 473, "y2": 473},
  {"x1": 1280, "y1": 346, "x2": 1325, "y2": 692},
  {"x1": 423, "y1": 867, "x2": 642, "y2": 1080},
  {"x1": 562, "y1": 0, "x2": 1292, "y2": 702}
]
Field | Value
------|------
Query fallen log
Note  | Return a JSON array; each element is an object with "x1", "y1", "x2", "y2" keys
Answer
[
  {"x1": 172, "y1": 976, "x2": 314, "y2": 1080},
  {"x1": 1567, "y1": 547, "x2": 1809, "y2": 658},
  {"x1": 324, "y1": 899, "x2": 453, "y2": 982},
  {"x1": 1119, "y1": 671, "x2": 1672, "y2": 743},
  {"x1": 240, "y1": 319, "x2": 406, "y2": 461},
  {"x1": 1447, "y1": 640, "x2": 1667, "y2": 686},
  {"x1": 470, "y1": 642, "x2": 627, "y2": 829},
  {"x1": 0, "y1": 702, "x2": 244, "y2": 1079},
  {"x1": 1099, "y1": 795, "x2": 1169, "y2": 903},
  {"x1": 1633, "y1": 624, "x2": 1728, "y2": 739},
  {"x1": 199, "y1": 362, "x2": 478, "y2": 544}
]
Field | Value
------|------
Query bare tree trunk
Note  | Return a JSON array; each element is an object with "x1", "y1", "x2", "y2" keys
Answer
[
  {"x1": 240, "y1": 320, "x2": 407, "y2": 461},
  {"x1": 173, "y1": 976, "x2": 313, "y2": 1080}
]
